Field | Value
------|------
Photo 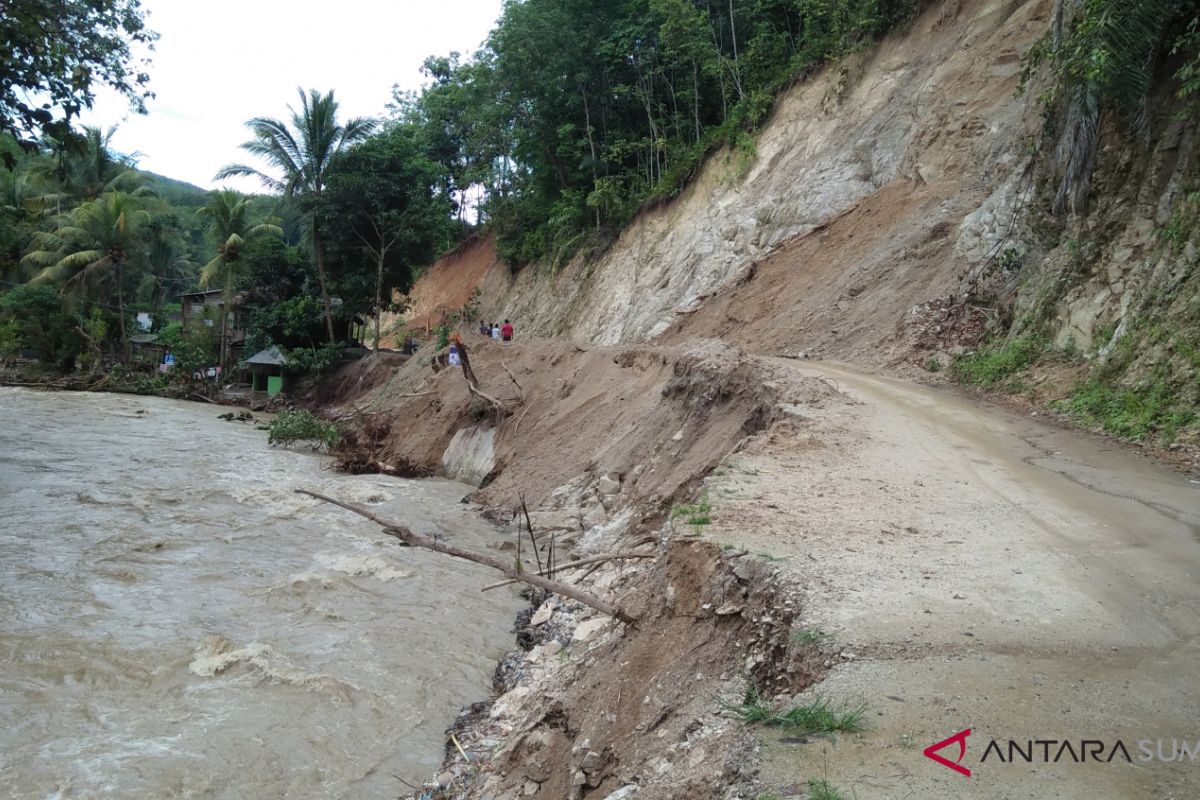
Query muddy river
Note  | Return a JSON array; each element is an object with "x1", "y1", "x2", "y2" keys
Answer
[{"x1": 0, "y1": 388, "x2": 521, "y2": 798}]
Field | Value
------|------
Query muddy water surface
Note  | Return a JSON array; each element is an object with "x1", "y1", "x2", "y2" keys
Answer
[{"x1": 0, "y1": 388, "x2": 521, "y2": 798}]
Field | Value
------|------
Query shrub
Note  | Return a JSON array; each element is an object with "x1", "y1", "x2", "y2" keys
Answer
[
  {"x1": 267, "y1": 409, "x2": 341, "y2": 449},
  {"x1": 953, "y1": 338, "x2": 1047, "y2": 388},
  {"x1": 284, "y1": 341, "x2": 344, "y2": 376}
]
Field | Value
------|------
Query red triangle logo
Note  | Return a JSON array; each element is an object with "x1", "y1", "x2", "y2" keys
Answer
[{"x1": 924, "y1": 728, "x2": 972, "y2": 777}]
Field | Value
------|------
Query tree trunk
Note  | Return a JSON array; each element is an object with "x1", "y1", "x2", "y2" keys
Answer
[
  {"x1": 312, "y1": 217, "x2": 336, "y2": 344},
  {"x1": 296, "y1": 489, "x2": 637, "y2": 624},
  {"x1": 374, "y1": 248, "x2": 384, "y2": 352},
  {"x1": 116, "y1": 259, "x2": 129, "y2": 363}
]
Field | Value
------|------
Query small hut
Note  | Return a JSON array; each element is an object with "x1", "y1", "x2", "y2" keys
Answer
[
  {"x1": 245, "y1": 345, "x2": 289, "y2": 396},
  {"x1": 130, "y1": 333, "x2": 167, "y2": 365}
]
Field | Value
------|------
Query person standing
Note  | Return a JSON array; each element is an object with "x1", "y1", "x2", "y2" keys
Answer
[
  {"x1": 501, "y1": 319, "x2": 514, "y2": 342},
  {"x1": 491, "y1": 322, "x2": 501, "y2": 341}
]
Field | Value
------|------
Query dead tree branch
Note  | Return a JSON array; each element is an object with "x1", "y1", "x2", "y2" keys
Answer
[
  {"x1": 501, "y1": 360, "x2": 524, "y2": 402},
  {"x1": 296, "y1": 489, "x2": 636, "y2": 624},
  {"x1": 479, "y1": 551, "x2": 655, "y2": 592}
]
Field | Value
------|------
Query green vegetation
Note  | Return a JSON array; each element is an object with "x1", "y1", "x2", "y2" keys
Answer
[
  {"x1": 724, "y1": 681, "x2": 774, "y2": 723},
  {"x1": 772, "y1": 696, "x2": 867, "y2": 733},
  {"x1": 1057, "y1": 371, "x2": 1196, "y2": 444},
  {"x1": 807, "y1": 778, "x2": 847, "y2": 800},
  {"x1": 395, "y1": 0, "x2": 923, "y2": 267},
  {"x1": 671, "y1": 491, "x2": 713, "y2": 534},
  {"x1": 1022, "y1": 0, "x2": 1200, "y2": 214},
  {"x1": 725, "y1": 681, "x2": 867, "y2": 734},
  {"x1": 952, "y1": 337, "x2": 1048, "y2": 389},
  {"x1": 267, "y1": 409, "x2": 341, "y2": 449},
  {"x1": 792, "y1": 627, "x2": 830, "y2": 645},
  {"x1": 321, "y1": 126, "x2": 446, "y2": 349},
  {"x1": 1, "y1": 0, "x2": 156, "y2": 150},
  {"x1": 216, "y1": 89, "x2": 378, "y2": 343}
]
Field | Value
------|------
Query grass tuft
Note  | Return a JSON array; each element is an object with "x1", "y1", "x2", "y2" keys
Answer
[
  {"x1": 791, "y1": 627, "x2": 830, "y2": 645},
  {"x1": 723, "y1": 681, "x2": 774, "y2": 723},
  {"x1": 671, "y1": 492, "x2": 713, "y2": 533},
  {"x1": 807, "y1": 778, "x2": 846, "y2": 800},
  {"x1": 773, "y1": 695, "x2": 867, "y2": 734},
  {"x1": 1056, "y1": 372, "x2": 1196, "y2": 444},
  {"x1": 725, "y1": 680, "x2": 866, "y2": 734}
]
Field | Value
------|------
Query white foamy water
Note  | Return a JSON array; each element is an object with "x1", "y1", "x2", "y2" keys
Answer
[{"x1": 0, "y1": 388, "x2": 521, "y2": 798}]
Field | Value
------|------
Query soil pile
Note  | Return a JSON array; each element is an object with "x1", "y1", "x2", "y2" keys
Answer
[{"x1": 329, "y1": 338, "x2": 844, "y2": 516}]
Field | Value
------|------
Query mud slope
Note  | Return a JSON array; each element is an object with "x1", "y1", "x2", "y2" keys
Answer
[
  {"x1": 380, "y1": 233, "x2": 503, "y2": 345},
  {"x1": 464, "y1": 0, "x2": 1048, "y2": 361},
  {"x1": 328, "y1": 338, "x2": 844, "y2": 517}
]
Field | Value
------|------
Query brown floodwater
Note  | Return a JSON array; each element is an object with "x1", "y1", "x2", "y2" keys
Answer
[{"x1": 0, "y1": 388, "x2": 521, "y2": 798}]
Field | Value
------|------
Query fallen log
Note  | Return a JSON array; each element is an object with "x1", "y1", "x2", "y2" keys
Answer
[
  {"x1": 478, "y1": 551, "x2": 656, "y2": 592},
  {"x1": 296, "y1": 489, "x2": 636, "y2": 625}
]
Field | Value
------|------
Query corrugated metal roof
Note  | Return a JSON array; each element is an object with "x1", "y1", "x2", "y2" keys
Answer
[{"x1": 244, "y1": 345, "x2": 289, "y2": 366}]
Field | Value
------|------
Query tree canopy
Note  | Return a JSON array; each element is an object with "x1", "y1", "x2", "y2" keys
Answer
[
  {"x1": 394, "y1": 0, "x2": 922, "y2": 267},
  {"x1": 217, "y1": 88, "x2": 377, "y2": 342},
  {"x1": 0, "y1": 0, "x2": 157, "y2": 157}
]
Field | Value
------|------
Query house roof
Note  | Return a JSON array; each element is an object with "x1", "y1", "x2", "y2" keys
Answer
[
  {"x1": 179, "y1": 288, "x2": 224, "y2": 299},
  {"x1": 245, "y1": 345, "x2": 289, "y2": 366},
  {"x1": 130, "y1": 333, "x2": 161, "y2": 345}
]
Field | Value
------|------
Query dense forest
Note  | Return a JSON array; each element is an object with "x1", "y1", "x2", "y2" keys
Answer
[{"x1": 394, "y1": 0, "x2": 924, "y2": 266}]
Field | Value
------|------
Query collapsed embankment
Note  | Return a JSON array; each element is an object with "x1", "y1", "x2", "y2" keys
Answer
[
  {"x1": 324, "y1": 338, "x2": 842, "y2": 517},
  {"x1": 320, "y1": 339, "x2": 851, "y2": 798}
]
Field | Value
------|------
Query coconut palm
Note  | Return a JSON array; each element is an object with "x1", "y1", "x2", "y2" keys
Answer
[
  {"x1": 197, "y1": 189, "x2": 282, "y2": 366},
  {"x1": 26, "y1": 126, "x2": 142, "y2": 215},
  {"x1": 21, "y1": 191, "x2": 150, "y2": 360},
  {"x1": 215, "y1": 88, "x2": 377, "y2": 342},
  {"x1": 137, "y1": 214, "x2": 194, "y2": 320}
]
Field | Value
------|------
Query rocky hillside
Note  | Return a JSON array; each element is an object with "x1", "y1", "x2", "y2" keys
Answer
[
  {"x1": 463, "y1": 0, "x2": 1051, "y2": 360},
  {"x1": 399, "y1": 0, "x2": 1197, "y2": 445}
]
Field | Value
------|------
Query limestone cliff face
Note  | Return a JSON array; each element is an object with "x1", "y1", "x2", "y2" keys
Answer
[{"x1": 471, "y1": 0, "x2": 1051, "y2": 360}]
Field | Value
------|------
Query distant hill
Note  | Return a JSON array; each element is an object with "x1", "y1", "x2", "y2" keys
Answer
[{"x1": 138, "y1": 171, "x2": 211, "y2": 207}]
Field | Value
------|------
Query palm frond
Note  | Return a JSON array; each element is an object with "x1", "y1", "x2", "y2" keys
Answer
[{"x1": 198, "y1": 255, "x2": 228, "y2": 289}]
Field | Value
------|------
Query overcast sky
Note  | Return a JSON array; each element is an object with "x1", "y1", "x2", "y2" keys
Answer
[{"x1": 81, "y1": 0, "x2": 503, "y2": 192}]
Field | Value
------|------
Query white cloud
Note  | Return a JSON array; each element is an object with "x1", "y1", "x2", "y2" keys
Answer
[{"x1": 81, "y1": 0, "x2": 502, "y2": 192}]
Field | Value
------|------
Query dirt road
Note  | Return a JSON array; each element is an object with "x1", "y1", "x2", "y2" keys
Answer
[{"x1": 702, "y1": 361, "x2": 1200, "y2": 800}]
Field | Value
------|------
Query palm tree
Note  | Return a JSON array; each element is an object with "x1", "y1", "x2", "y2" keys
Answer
[
  {"x1": 197, "y1": 189, "x2": 282, "y2": 366},
  {"x1": 21, "y1": 191, "x2": 149, "y2": 360},
  {"x1": 215, "y1": 88, "x2": 377, "y2": 342},
  {"x1": 137, "y1": 214, "x2": 194, "y2": 321},
  {"x1": 27, "y1": 126, "x2": 141, "y2": 214}
]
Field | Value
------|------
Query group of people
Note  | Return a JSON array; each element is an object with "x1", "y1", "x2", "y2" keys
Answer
[{"x1": 479, "y1": 319, "x2": 515, "y2": 342}]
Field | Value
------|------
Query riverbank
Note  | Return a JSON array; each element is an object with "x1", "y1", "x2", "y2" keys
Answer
[
  {"x1": 311, "y1": 337, "x2": 855, "y2": 799},
  {"x1": 317, "y1": 335, "x2": 1199, "y2": 799}
]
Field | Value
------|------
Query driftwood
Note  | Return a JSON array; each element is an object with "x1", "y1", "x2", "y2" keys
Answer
[
  {"x1": 479, "y1": 551, "x2": 656, "y2": 592},
  {"x1": 296, "y1": 489, "x2": 636, "y2": 624}
]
